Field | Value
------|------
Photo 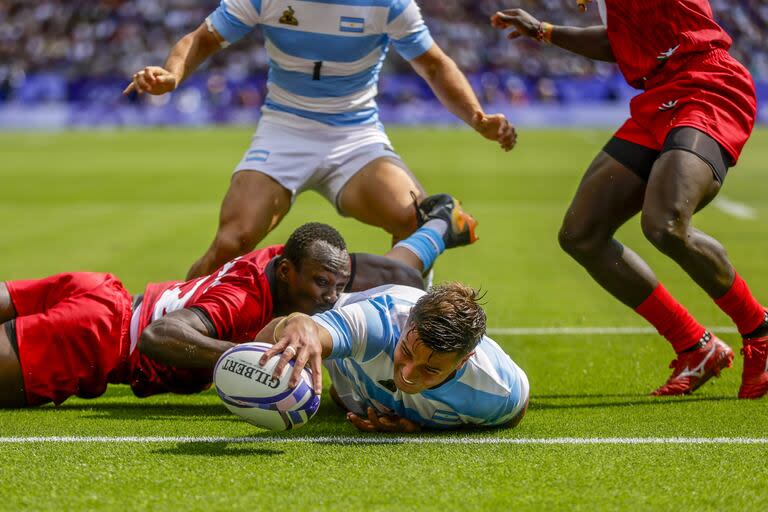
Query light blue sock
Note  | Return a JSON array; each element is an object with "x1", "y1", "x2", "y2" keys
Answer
[{"x1": 394, "y1": 226, "x2": 445, "y2": 270}]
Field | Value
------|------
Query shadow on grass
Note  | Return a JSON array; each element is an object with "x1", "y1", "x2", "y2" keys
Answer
[
  {"x1": 530, "y1": 394, "x2": 738, "y2": 411},
  {"x1": 51, "y1": 403, "x2": 237, "y2": 422},
  {"x1": 152, "y1": 442, "x2": 285, "y2": 457},
  {"x1": 36, "y1": 400, "x2": 351, "y2": 426}
]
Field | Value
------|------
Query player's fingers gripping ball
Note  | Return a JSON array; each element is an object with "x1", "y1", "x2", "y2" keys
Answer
[{"x1": 214, "y1": 342, "x2": 320, "y2": 431}]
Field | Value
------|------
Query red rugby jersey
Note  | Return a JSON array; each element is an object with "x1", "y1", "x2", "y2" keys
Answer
[
  {"x1": 601, "y1": 0, "x2": 732, "y2": 88},
  {"x1": 128, "y1": 245, "x2": 283, "y2": 397}
]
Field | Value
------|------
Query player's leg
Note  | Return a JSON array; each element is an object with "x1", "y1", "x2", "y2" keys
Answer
[
  {"x1": 640, "y1": 131, "x2": 733, "y2": 297},
  {"x1": 642, "y1": 127, "x2": 766, "y2": 397},
  {"x1": 0, "y1": 283, "x2": 16, "y2": 324},
  {"x1": 560, "y1": 133, "x2": 729, "y2": 395},
  {"x1": 346, "y1": 191, "x2": 481, "y2": 292},
  {"x1": 0, "y1": 321, "x2": 25, "y2": 407},
  {"x1": 0, "y1": 283, "x2": 24, "y2": 406},
  {"x1": 5, "y1": 273, "x2": 133, "y2": 407},
  {"x1": 187, "y1": 170, "x2": 292, "y2": 279},
  {"x1": 337, "y1": 157, "x2": 425, "y2": 242},
  {"x1": 557, "y1": 149, "x2": 653, "y2": 307}
]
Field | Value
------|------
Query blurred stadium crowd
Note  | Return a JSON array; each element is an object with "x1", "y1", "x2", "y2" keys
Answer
[{"x1": 0, "y1": 0, "x2": 766, "y2": 115}]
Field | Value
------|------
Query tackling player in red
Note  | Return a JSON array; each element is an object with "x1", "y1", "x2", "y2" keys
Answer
[
  {"x1": 492, "y1": 0, "x2": 767, "y2": 398},
  {"x1": 0, "y1": 194, "x2": 477, "y2": 408}
]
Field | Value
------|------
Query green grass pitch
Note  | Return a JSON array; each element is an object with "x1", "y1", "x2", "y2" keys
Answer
[{"x1": 0, "y1": 127, "x2": 766, "y2": 510}]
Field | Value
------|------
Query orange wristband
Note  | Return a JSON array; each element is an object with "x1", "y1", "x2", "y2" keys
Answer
[{"x1": 537, "y1": 22, "x2": 554, "y2": 43}]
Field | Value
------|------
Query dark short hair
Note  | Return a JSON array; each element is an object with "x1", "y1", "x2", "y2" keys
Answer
[
  {"x1": 409, "y1": 282, "x2": 487, "y2": 355},
  {"x1": 282, "y1": 222, "x2": 347, "y2": 268}
]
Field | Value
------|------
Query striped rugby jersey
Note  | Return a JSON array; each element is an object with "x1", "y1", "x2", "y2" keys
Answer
[
  {"x1": 313, "y1": 285, "x2": 529, "y2": 428},
  {"x1": 207, "y1": 0, "x2": 434, "y2": 126}
]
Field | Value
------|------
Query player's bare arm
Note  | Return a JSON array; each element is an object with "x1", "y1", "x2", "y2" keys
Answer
[
  {"x1": 123, "y1": 22, "x2": 226, "y2": 96},
  {"x1": 491, "y1": 8, "x2": 614, "y2": 62},
  {"x1": 410, "y1": 44, "x2": 517, "y2": 152},
  {"x1": 258, "y1": 313, "x2": 333, "y2": 394},
  {"x1": 138, "y1": 308, "x2": 235, "y2": 368}
]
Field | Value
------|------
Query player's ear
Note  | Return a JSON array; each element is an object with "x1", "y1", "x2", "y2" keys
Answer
[
  {"x1": 276, "y1": 258, "x2": 295, "y2": 282},
  {"x1": 457, "y1": 351, "x2": 475, "y2": 367}
]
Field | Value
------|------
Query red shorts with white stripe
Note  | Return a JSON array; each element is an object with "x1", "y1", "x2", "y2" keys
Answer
[
  {"x1": 6, "y1": 272, "x2": 133, "y2": 406},
  {"x1": 614, "y1": 49, "x2": 757, "y2": 164}
]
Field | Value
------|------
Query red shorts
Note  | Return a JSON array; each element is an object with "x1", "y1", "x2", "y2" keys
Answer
[
  {"x1": 7, "y1": 273, "x2": 133, "y2": 406},
  {"x1": 615, "y1": 49, "x2": 757, "y2": 164}
]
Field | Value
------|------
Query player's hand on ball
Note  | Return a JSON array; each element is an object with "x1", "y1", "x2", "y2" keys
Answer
[
  {"x1": 347, "y1": 407, "x2": 421, "y2": 433},
  {"x1": 123, "y1": 66, "x2": 178, "y2": 96},
  {"x1": 260, "y1": 314, "x2": 324, "y2": 394},
  {"x1": 490, "y1": 9, "x2": 541, "y2": 39},
  {"x1": 471, "y1": 112, "x2": 517, "y2": 151}
]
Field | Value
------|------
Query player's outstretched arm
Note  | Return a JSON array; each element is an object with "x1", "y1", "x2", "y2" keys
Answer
[
  {"x1": 491, "y1": 8, "x2": 614, "y2": 62},
  {"x1": 123, "y1": 22, "x2": 225, "y2": 96},
  {"x1": 138, "y1": 309, "x2": 235, "y2": 368},
  {"x1": 409, "y1": 45, "x2": 517, "y2": 152},
  {"x1": 258, "y1": 314, "x2": 334, "y2": 394}
]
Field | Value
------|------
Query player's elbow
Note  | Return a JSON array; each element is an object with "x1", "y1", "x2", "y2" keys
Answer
[
  {"x1": 411, "y1": 46, "x2": 452, "y2": 82},
  {"x1": 138, "y1": 319, "x2": 170, "y2": 360}
]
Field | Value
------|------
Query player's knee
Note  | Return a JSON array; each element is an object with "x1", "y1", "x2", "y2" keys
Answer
[
  {"x1": 641, "y1": 211, "x2": 689, "y2": 254},
  {"x1": 384, "y1": 207, "x2": 419, "y2": 240},
  {"x1": 558, "y1": 220, "x2": 601, "y2": 262},
  {"x1": 214, "y1": 228, "x2": 259, "y2": 261}
]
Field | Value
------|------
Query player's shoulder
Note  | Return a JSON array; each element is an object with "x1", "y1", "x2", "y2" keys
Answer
[{"x1": 463, "y1": 336, "x2": 521, "y2": 394}]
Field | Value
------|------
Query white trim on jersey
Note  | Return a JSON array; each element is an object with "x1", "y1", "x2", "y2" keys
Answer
[
  {"x1": 386, "y1": 0, "x2": 428, "y2": 40},
  {"x1": 266, "y1": 81, "x2": 378, "y2": 113},
  {"x1": 222, "y1": 0, "x2": 261, "y2": 26}
]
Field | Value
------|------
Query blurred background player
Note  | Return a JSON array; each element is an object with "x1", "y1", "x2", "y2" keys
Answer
[
  {"x1": 257, "y1": 282, "x2": 529, "y2": 433},
  {"x1": 0, "y1": 198, "x2": 476, "y2": 408},
  {"x1": 491, "y1": 0, "x2": 768, "y2": 399},
  {"x1": 123, "y1": 0, "x2": 515, "y2": 280}
]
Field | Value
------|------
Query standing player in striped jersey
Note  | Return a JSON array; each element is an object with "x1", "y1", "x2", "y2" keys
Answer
[
  {"x1": 258, "y1": 282, "x2": 529, "y2": 432},
  {"x1": 491, "y1": 0, "x2": 768, "y2": 399},
  {"x1": 123, "y1": 0, "x2": 516, "y2": 280}
]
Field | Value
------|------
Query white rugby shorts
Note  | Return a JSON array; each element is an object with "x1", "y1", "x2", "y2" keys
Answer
[{"x1": 233, "y1": 110, "x2": 407, "y2": 212}]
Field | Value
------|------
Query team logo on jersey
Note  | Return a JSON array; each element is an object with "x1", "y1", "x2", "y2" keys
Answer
[
  {"x1": 279, "y1": 6, "x2": 299, "y2": 26},
  {"x1": 339, "y1": 16, "x2": 365, "y2": 33},
  {"x1": 659, "y1": 100, "x2": 679, "y2": 112},
  {"x1": 657, "y1": 45, "x2": 680, "y2": 62}
]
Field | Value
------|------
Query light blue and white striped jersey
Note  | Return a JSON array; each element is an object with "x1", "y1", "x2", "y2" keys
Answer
[
  {"x1": 207, "y1": 0, "x2": 434, "y2": 126},
  {"x1": 313, "y1": 285, "x2": 530, "y2": 429}
]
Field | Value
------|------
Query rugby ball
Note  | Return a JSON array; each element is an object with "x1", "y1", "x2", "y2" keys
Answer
[{"x1": 214, "y1": 342, "x2": 320, "y2": 431}]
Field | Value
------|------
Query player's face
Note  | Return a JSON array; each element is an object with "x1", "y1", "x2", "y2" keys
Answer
[
  {"x1": 392, "y1": 324, "x2": 472, "y2": 394},
  {"x1": 285, "y1": 253, "x2": 351, "y2": 315}
]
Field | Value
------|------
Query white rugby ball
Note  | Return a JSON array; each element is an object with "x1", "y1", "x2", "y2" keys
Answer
[{"x1": 214, "y1": 342, "x2": 320, "y2": 431}]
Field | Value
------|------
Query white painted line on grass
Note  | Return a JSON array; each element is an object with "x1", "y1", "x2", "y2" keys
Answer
[
  {"x1": 487, "y1": 326, "x2": 738, "y2": 336},
  {"x1": 713, "y1": 196, "x2": 757, "y2": 220},
  {"x1": 0, "y1": 436, "x2": 766, "y2": 445}
]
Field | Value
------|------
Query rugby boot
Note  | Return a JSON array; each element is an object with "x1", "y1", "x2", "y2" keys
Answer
[
  {"x1": 412, "y1": 193, "x2": 479, "y2": 248},
  {"x1": 738, "y1": 336, "x2": 768, "y2": 399},
  {"x1": 651, "y1": 333, "x2": 734, "y2": 396}
]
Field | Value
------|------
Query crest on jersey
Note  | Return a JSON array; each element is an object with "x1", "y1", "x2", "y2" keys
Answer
[
  {"x1": 279, "y1": 6, "x2": 299, "y2": 26},
  {"x1": 339, "y1": 16, "x2": 365, "y2": 33}
]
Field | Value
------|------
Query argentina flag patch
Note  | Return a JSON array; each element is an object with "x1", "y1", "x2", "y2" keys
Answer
[{"x1": 339, "y1": 16, "x2": 365, "y2": 33}]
